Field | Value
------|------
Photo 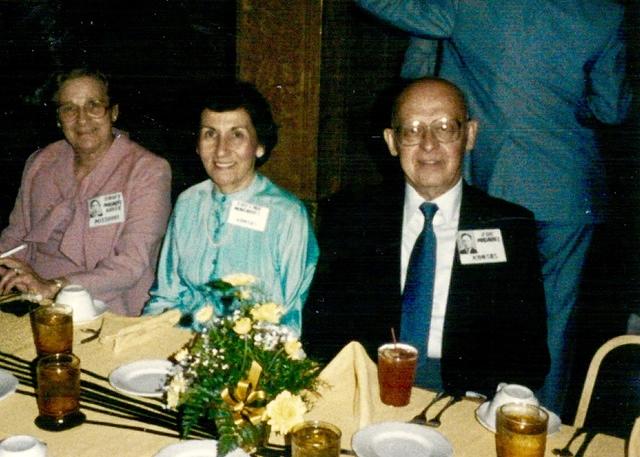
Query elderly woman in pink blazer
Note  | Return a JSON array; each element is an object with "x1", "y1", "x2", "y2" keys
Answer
[{"x1": 0, "y1": 68, "x2": 171, "y2": 315}]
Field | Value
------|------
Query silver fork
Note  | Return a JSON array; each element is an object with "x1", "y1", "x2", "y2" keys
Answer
[
  {"x1": 426, "y1": 395, "x2": 461, "y2": 427},
  {"x1": 80, "y1": 318, "x2": 104, "y2": 344},
  {"x1": 409, "y1": 391, "x2": 447, "y2": 425}
]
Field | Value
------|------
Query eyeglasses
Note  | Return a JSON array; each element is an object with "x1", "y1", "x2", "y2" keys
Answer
[
  {"x1": 57, "y1": 100, "x2": 110, "y2": 121},
  {"x1": 393, "y1": 118, "x2": 466, "y2": 146}
]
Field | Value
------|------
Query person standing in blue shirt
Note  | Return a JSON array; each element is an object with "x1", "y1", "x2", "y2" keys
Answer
[
  {"x1": 144, "y1": 81, "x2": 319, "y2": 334},
  {"x1": 354, "y1": 0, "x2": 632, "y2": 416}
]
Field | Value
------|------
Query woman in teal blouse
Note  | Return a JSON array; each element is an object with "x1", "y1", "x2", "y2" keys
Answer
[{"x1": 144, "y1": 81, "x2": 319, "y2": 334}]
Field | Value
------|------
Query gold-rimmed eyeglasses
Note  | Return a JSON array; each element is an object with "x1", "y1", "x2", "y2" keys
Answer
[
  {"x1": 57, "y1": 100, "x2": 110, "y2": 121},
  {"x1": 393, "y1": 118, "x2": 466, "y2": 146}
]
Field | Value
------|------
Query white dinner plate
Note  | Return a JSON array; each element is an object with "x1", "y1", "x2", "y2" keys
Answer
[
  {"x1": 109, "y1": 359, "x2": 172, "y2": 398},
  {"x1": 352, "y1": 421, "x2": 453, "y2": 457},
  {"x1": 74, "y1": 299, "x2": 108, "y2": 324},
  {"x1": 154, "y1": 439, "x2": 250, "y2": 457},
  {"x1": 0, "y1": 369, "x2": 18, "y2": 401},
  {"x1": 475, "y1": 401, "x2": 562, "y2": 434}
]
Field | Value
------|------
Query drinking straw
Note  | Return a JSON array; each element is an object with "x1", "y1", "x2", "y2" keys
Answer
[{"x1": 391, "y1": 327, "x2": 397, "y2": 347}]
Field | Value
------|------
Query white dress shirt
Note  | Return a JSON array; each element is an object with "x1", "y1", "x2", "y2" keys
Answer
[{"x1": 401, "y1": 179, "x2": 462, "y2": 358}]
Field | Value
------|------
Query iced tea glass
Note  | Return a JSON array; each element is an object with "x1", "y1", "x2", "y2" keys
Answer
[
  {"x1": 495, "y1": 403, "x2": 548, "y2": 457},
  {"x1": 291, "y1": 421, "x2": 341, "y2": 457},
  {"x1": 35, "y1": 353, "x2": 85, "y2": 431},
  {"x1": 377, "y1": 343, "x2": 418, "y2": 406},
  {"x1": 31, "y1": 304, "x2": 73, "y2": 357}
]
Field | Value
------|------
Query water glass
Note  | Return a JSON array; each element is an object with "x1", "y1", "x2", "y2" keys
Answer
[
  {"x1": 31, "y1": 304, "x2": 73, "y2": 357},
  {"x1": 495, "y1": 403, "x2": 548, "y2": 457},
  {"x1": 291, "y1": 420, "x2": 341, "y2": 457},
  {"x1": 35, "y1": 353, "x2": 85, "y2": 431}
]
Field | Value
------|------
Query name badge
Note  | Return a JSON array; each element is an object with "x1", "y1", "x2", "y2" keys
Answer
[
  {"x1": 457, "y1": 229, "x2": 507, "y2": 265},
  {"x1": 228, "y1": 200, "x2": 269, "y2": 232},
  {"x1": 88, "y1": 192, "x2": 125, "y2": 228}
]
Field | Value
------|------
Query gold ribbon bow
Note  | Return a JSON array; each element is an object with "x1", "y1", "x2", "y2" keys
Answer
[{"x1": 221, "y1": 360, "x2": 267, "y2": 426}]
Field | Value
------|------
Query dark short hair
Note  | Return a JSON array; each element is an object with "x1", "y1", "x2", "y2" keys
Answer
[
  {"x1": 199, "y1": 80, "x2": 278, "y2": 167},
  {"x1": 52, "y1": 68, "x2": 114, "y2": 105}
]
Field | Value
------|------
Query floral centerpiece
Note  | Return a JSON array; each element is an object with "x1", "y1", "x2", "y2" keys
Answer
[{"x1": 164, "y1": 274, "x2": 322, "y2": 456}]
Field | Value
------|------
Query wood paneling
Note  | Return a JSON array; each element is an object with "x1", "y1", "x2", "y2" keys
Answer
[
  {"x1": 236, "y1": 0, "x2": 409, "y2": 202},
  {"x1": 237, "y1": 0, "x2": 323, "y2": 201}
]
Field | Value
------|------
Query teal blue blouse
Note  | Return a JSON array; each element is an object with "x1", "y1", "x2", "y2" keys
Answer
[{"x1": 144, "y1": 174, "x2": 319, "y2": 334}]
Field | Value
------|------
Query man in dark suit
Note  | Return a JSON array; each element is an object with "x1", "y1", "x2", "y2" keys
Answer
[{"x1": 304, "y1": 77, "x2": 549, "y2": 397}]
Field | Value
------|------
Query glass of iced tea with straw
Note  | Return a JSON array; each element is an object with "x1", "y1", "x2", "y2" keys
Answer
[{"x1": 377, "y1": 342, "x2": 418, "y2": 406}]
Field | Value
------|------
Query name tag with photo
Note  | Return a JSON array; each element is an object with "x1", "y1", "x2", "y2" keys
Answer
[
  {"x1": 457, "y1": 229, "x2": 507, "y2": 264},
  {"x1": 88, "y1": 192, "x2": 125, "y2": 228},
  {"x1": 228, "y1": 200, "x2": 269, "y2": 232}
]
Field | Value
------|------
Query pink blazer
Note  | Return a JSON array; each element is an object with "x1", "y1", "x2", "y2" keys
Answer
[{"x1": 0, "y1": 132, "x2": 172, "y2": 315}]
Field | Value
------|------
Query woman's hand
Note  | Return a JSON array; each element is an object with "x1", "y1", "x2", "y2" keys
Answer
[{"x1": 0, "y1": 258, "x2": 62, "y2": 299}]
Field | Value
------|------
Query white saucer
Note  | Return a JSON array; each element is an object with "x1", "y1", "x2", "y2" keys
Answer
[
  {"x1": 154, "y1": 439, "x2": 250, "y2": 457},
  {"x1": 475, "y1": 401, "x2": 561, "y2": 434},
  {"x1": 352, "y1": 421, "x2": 453, "y2": 457},
  {"x1": 0, "y1": 435, "x2": 47, "y2": 457},
  {"x1": 73, "y1": 299, "x2": 108, "y2": 324},
  {"x1": 0, "y1": 369, "x2": 18, "y2": 401},
  {"x1": 109, "y1": 359, "x2": 172, "y2": 398}
]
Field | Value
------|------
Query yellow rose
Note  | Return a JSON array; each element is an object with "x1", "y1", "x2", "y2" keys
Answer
[
  {"x1": 265, "y1": 391, "x2": 307, "y2": 435},
  {"x1": 222, "y1": 273, "x2": 257, "y2": 287},
  {"x1": 194, "y1": 305, "x2": 214, "y2": 323},
  {"x1": 233, "y1": 317, "x2": 252, "y2": 335},
  {"x1": 166, "y1": 373, "x2": 188, "y2": 409},
  {"x1": 238, "y1": 289, "x2": 253, "y2": 300},
  {"x1": 250, "y1": 303, "x2": 284, "y2": 324},
  {"x1": 174, "y1": 348, "x2": 189, "y2": 363},
  {"x1": 166, "y1": 388, "x2": 180, "y2": 410},
  {"x1": 284, "y1": 340, "x2": 303, "y2": 360}
]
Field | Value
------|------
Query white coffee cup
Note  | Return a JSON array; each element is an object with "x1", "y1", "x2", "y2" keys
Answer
[
  {"x1": 55, "y1": 284, "x2": 97, "y2": 323},
  {"x1": 485, "y1": 383, "x2": 539, "y2": 428},
  {"x1": 0, "y1": 435, "x2": 47, "y2": 457}
]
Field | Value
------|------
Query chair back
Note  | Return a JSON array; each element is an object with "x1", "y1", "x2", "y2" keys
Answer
[
  {"x1": 573, "y1": 335, "x2": 640, "y2": 438},
  {"x1": 630, "y1": 417, "x2": 640, "y2": 457}
]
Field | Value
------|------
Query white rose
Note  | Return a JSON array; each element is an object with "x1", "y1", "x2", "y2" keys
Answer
[{"x1": 265, "y1": 391, "x2": 307, "y2": 435}]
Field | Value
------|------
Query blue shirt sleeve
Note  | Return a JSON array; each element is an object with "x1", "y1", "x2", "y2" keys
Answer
[
  {"x1": 586, "y1": 21, "x2": 632, "y2": 124},
  {"x1": 144, "y1": 188, "x2": 217, "y2": 317},
  {"x1": 354, "y1": 0, "x2": 457, "y2": 38},
  {"x1": 143, "y1": 210, "x2": 192, "y2": 315},
  {"x1": 275, "y1": 204, "x2": 319, "y2": 333}
]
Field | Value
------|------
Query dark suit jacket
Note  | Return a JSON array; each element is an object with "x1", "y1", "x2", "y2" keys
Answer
[{"x1": 304, "y1": 181, "x2": 550, "y2": 397}]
